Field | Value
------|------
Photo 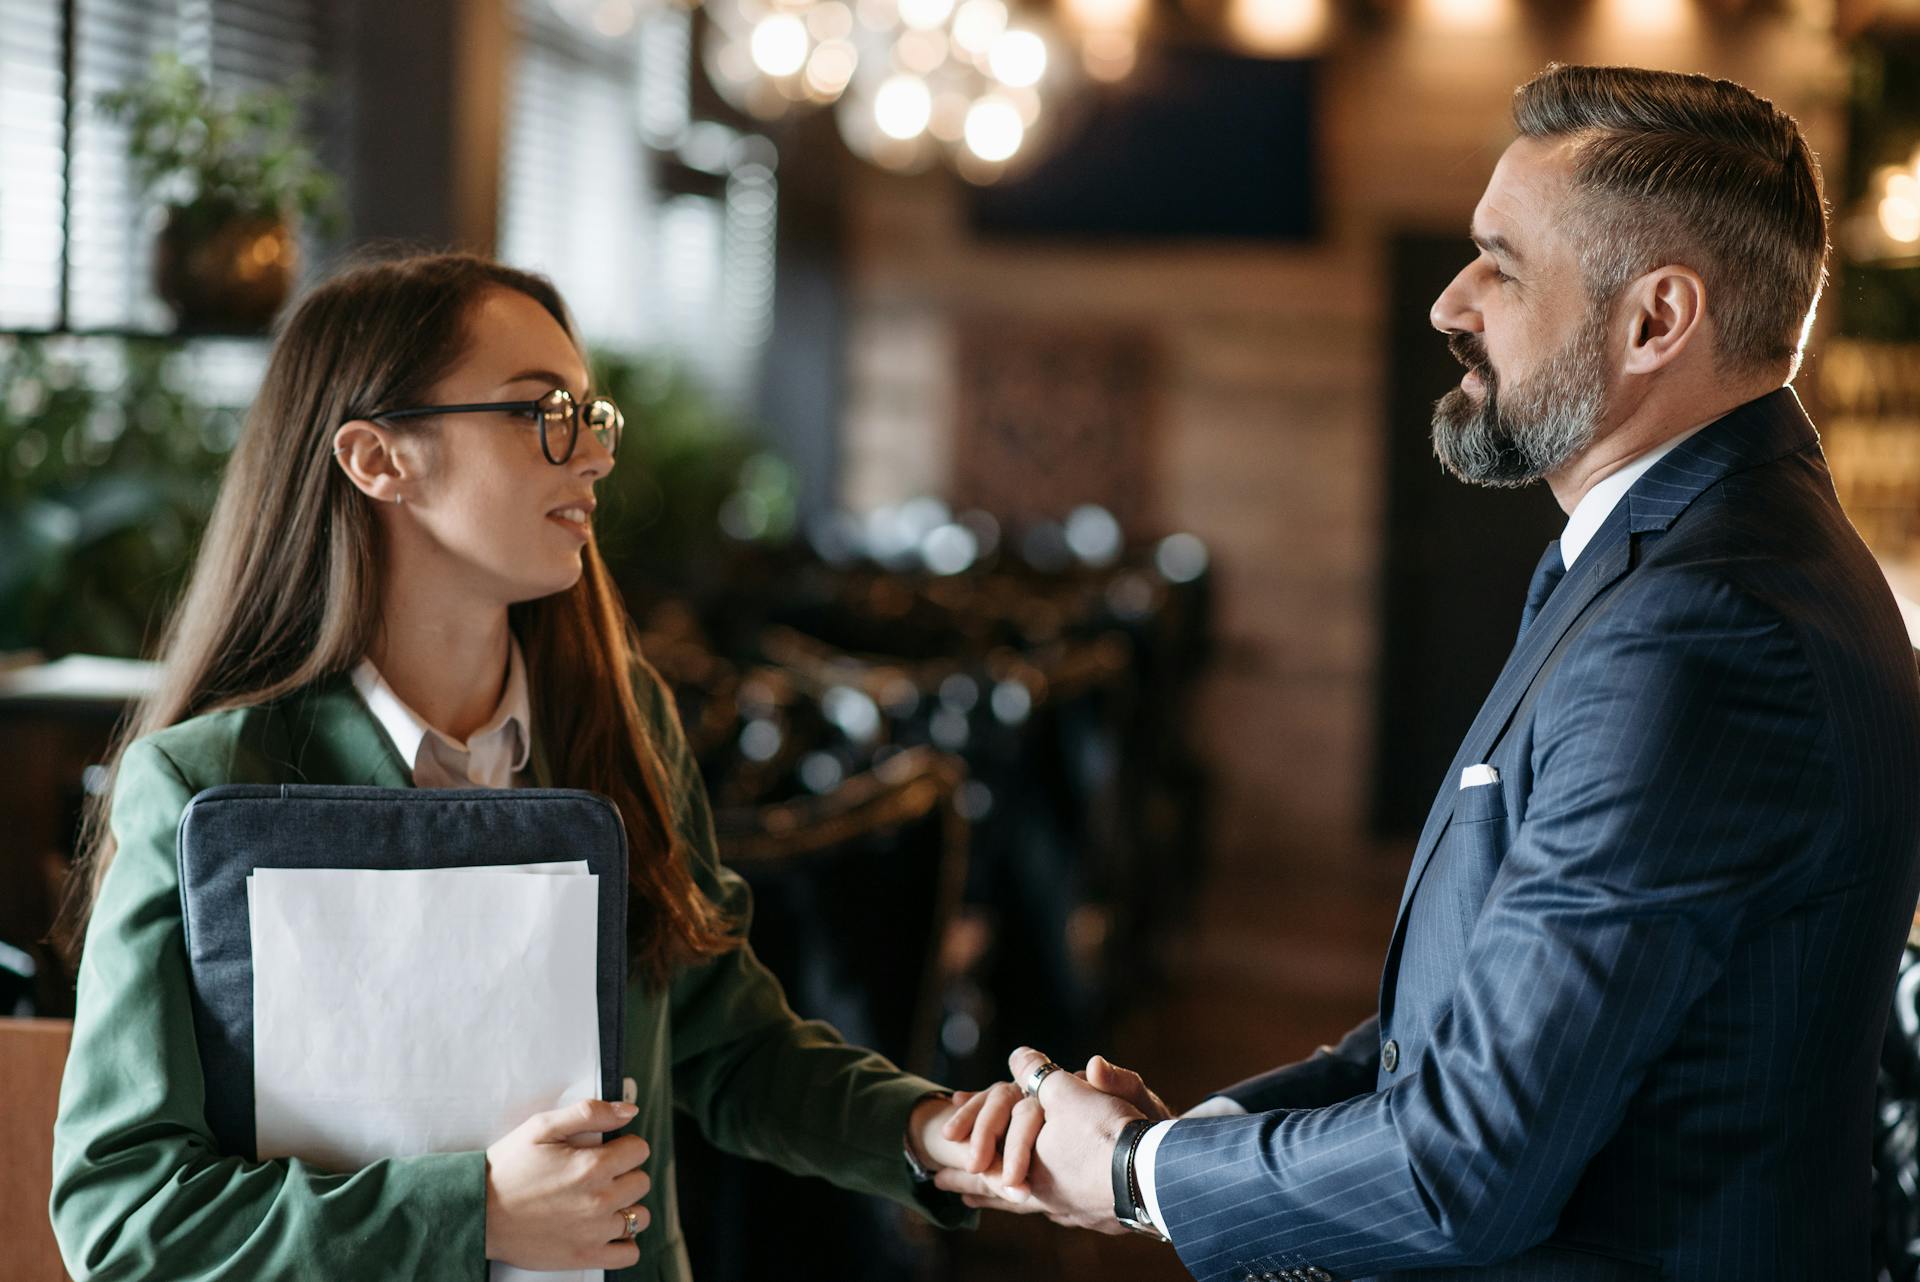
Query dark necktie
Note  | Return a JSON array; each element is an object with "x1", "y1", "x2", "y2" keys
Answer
[{"x1": 1517, "y1": 539, "x2": 1566, "y2": 639}]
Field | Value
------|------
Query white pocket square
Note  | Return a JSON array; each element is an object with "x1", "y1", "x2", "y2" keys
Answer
[{"x1": 1459, "y1": 764, "x2": 1500, "y2": 789}]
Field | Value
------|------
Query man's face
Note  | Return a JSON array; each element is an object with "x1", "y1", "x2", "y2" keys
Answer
[{"x1": 1429, "y1": 136, "x2": 1616, "y2": 488}]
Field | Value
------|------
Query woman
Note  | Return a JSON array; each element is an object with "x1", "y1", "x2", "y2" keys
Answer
[{"x1": 49, "y1": 252, "x2": 1043, "y2": 1280}]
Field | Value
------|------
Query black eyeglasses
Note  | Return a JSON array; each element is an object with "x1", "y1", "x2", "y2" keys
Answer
[{"x1": 366, "y1": 388, "x2": 623, "y2": 465}]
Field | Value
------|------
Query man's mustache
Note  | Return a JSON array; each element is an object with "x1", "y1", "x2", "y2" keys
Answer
[{"x1": 1448, "y1": 332, "x2": 1493, "y2": 380}]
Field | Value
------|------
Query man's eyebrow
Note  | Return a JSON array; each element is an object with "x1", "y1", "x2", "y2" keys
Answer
[
  {"x1": 1471, "y1": 228, "x2": 1525, "y2": 266},
  {"x1": 498, "y1": 368, "x2": 588, "y2": 396}
]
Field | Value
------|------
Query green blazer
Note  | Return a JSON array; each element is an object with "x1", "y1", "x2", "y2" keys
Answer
[{"x1": 50, "y1": 664, "x2": 969, "y2": 1281}]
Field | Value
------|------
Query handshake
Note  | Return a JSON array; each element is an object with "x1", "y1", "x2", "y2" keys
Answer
[{"x1": 914, "y1": 1046, "x2": 1178, "y2": 1238}]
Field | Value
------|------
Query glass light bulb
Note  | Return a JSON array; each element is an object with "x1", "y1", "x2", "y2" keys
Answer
[
  {"x1": 875, "y1": 74, "x2": 934, "y2": 139},
  {"x1": 988, "y1": 30, "x2": 1047, "y2": 87},
  {"x1": 750, "y1": 14, "x2": 810, "y2": 77},
  {"x1": 964, "y1": 94, "x2": 1024, "y2": 162},
  {"x1": 951, "y1": 0, "x2": 1009, "y2": 54},
  {"x1": 897, "y1": 0, "x2": 955, "y2": 30}
]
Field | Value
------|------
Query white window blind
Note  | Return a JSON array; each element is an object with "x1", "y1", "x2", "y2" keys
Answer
[
  {"x1": 501, "y1": 6, "x2": 656, "y2": 353},
  {"x1": 0, "y1": 0, "x2": 68, "y2": 328},
  {"x1": 0, "y1": 0, "x2": 321, "y2": 334},
  {"x1": 501, "y1": 0, "x2": 777, "y2": 410}
]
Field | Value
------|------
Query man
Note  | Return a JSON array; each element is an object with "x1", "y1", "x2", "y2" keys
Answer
[{"x1": 938, "y1": 64, "x2": 1920, "y2": 1281}]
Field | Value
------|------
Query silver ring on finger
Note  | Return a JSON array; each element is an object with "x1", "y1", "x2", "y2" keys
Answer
[
  {"x1": 621, "y1": 1206, "x2": 641, "y2": 1239},
  {"x1": 1020, "y1": 1059, "x2": 1062, "y2": 1100}
]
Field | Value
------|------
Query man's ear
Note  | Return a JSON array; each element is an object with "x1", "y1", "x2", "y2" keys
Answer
[
  {"x1": 1619, "y1": 264, "x2": 1706, "y2": 376},
  {"x1": 332, "y1": 421, "x2": 411, "y2": 505}
]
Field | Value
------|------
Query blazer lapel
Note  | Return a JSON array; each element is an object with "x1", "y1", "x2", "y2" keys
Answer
[{"x1": 277, "y1": 674, "x2": 415, "y2": 788}]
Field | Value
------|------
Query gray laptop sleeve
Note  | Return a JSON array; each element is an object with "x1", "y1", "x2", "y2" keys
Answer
[{"x1": 176, "y1": 784, "x2": 629, "y2": 1160}]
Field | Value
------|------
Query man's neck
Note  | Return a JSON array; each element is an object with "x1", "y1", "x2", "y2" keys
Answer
[{"x1": 1547, "y1": 376, "x2": 1782, "y2": 515}]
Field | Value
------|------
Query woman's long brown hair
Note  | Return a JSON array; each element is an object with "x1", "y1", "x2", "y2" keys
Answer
[{"x1": 59, "y1": 251, "x2": 736, "y2": 984}]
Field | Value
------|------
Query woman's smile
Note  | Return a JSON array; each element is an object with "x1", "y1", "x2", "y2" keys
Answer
[{"x1": 545, "y1": 498, "x2": 594, "y2": 540}]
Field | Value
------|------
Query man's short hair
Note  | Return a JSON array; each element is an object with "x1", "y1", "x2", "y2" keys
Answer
[{"x1": 1512, "y1": 63, "x2": 1828, "y2": 376}]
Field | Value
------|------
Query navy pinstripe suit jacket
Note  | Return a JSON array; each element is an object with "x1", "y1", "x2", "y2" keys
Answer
[{"x1": 1155, "y1": 388, "x2": 1920, "y2": 1282}]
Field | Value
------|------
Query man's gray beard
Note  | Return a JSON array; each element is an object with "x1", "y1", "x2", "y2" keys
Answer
[{"x1": 1431, "y1": 312, "x2": 1610, "y2": 488}]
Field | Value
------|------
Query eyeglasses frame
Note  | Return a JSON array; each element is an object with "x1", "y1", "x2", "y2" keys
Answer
[{"x1": 363, "y1": 388, "x2": 623, "y2": 466}]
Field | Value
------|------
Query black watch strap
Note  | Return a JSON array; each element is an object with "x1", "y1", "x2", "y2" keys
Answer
[{"x1": 1111, "y1": 1118, "x2": 1164, "y2": 1238}]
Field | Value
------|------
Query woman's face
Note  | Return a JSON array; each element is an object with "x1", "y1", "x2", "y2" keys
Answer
[{"x1": 390, "y1": 286, "x2": 615, "y2": 605}]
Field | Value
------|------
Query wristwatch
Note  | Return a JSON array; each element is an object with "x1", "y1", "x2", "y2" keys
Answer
[{"x1": 1111, "y1": 1118, "x2": 1170, "y2": 1240}]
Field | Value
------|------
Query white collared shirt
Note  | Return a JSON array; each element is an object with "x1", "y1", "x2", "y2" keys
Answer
[
  {"x1": 1133, "y1": 421, "x2": 1718, "y2": 1240},
  {"x1": 350, "y1": 636, "x2": 532, "y2": 789},
  {"x1": 1558, "y1": 421, "x2": 1710, "y2": 569}
]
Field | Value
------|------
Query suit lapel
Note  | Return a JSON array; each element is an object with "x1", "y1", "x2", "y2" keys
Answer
[
  {"x1": 1382, "y1": 386, "x2": 1821, "y2": 952},
  {"x1": 1390, "y1": 507, "x2": 1635, "y2": 925}
]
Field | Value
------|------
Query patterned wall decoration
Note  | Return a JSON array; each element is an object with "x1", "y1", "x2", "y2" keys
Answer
[{"x1": 951, "y1": 316, "x2": 1160, "y2": 530}]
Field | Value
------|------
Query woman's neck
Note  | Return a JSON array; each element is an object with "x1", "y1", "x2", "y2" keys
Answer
[{"x1": 367, "y1": 561, "x2": 513, "y2": 745}]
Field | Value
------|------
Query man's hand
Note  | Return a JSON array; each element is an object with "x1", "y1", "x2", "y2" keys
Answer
[
  {"x1": 1086, "y1": 1054, "x2": 1173, "y2": 1123},
  {"x1": 933, "y1": 1046, "x2": 1147, "y2": 1234}
]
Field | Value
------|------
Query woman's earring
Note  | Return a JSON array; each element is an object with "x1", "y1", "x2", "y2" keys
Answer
[{"x1": 393, "y1": 494, "x2": 404, "y2": 505}]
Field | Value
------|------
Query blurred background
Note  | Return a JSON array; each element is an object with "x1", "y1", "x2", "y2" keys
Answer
[{"x1": 4, "y1": 0, "x2": 1920, "y2": 1279}]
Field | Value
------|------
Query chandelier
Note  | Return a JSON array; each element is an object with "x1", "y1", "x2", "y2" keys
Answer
[
  {"x1": 704, "y1": 0, "x2": 1087, "y2": 179},
  {"x1": 554, "y1": 0, "x2": 1333, "y2": 179}
]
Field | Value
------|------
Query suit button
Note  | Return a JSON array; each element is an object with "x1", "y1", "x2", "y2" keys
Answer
[{"x1": 1381, "y1": 1039, "x2": 1400, "y2": 1073}]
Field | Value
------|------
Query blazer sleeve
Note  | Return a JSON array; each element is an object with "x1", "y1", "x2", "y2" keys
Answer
[
  {"x1": 640, "y1": 666, "x2": 972, "y2": 1229},
  {"x1": 1216, "y1": 1015, "x2": 1380, "y2": 1114},
  {"x1": 49, "y1": 738, "x2": 488, "y2": 1282},
  {"x1": 1152, "y1": 570, "x2": 1833, "y2": 1282}
]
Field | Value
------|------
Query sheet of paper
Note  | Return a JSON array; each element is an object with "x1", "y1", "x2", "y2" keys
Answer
[{"x1": 250, "y1": 865, "x2": 603, "y2": 1282}]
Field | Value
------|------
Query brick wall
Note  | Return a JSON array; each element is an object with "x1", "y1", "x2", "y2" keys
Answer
[{"x1": 837, "y1": 9, "x2": 1847, "y2": 866}]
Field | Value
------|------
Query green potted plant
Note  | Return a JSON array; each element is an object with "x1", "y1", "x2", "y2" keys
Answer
[
  {"x1": 96, "y1": 53, "x2": 341, "y2": 333},
  {"x1": 0, "y1": 336, "x2": 233, "y2": 659}
]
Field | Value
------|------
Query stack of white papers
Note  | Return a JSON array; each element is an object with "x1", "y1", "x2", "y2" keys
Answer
[{"x1": 249, "y1": 862, "x2": 604, "y2": 1282}]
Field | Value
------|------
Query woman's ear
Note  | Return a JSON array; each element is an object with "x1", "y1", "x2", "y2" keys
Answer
[
  {"x1": 1620, "y1": 264, "x2": 1706, "y2": 377},
  {"x1": 332, "y1": 421, "x2": 410, "y2": 505}
]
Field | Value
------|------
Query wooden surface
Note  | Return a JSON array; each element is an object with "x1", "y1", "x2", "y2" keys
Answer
[{"x1": 0, "y1": 1018, "x2": 74, "y2": 1282}]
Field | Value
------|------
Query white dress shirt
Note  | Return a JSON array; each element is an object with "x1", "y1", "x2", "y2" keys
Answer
[
  {"x1": 1134, "y1": 419, "x2": 1713, "y2": 1239},
  {"x1": 350, "y1": 636, "x2": 532, "y2": 789},
  {"x1": 1557, "y1": 421, "x2": 1707, "y2": 569}
]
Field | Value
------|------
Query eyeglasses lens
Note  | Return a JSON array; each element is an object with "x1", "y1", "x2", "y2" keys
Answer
[
  {"x1": 537, "y1": 389, "x2": 576, "y2": 463},
  {"x1": 584, "y1": 398, "x2": 623, "y2": 457}
]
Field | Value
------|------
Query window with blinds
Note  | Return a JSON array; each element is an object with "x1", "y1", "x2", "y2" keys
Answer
[
  {"x1": 500, "y1": 0, "x2": 777, "y2": 411},
  {"x1": 0, "y1": 0, "x2": 322, "y2": 334}
]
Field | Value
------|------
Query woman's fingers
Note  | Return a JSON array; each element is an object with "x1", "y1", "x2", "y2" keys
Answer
[
  {"x1": 941, "y1": 1086, "x2": 992, "y2": 1141},
  {"x1": 604, "y1": 1166, "x2": 652, "y2": 1208},
  {"x1": 592, "y1": 1237, "x2": 644, "y2": 1270},
  {"x1": 968, "y1": 1083, "x2": 1022, "y2": 1172},
  {"x1": 533, "y1": 1098, "x2": 638, "y2": 1144},
  {"x1": 998, "y1": 1096, "x2": 1044, "y2": 1193},
  {"x1": 595, "y1": 1133, "x2": 651, "y2": 1177}
]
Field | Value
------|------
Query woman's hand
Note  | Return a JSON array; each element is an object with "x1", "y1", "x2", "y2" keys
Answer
[
  {"x1": 484, "y1": 1099, "x2": 652, "y2": 1272},
  {"x1": 923, "y1": 1080, "x2": 1046, "y2": 1200}
]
